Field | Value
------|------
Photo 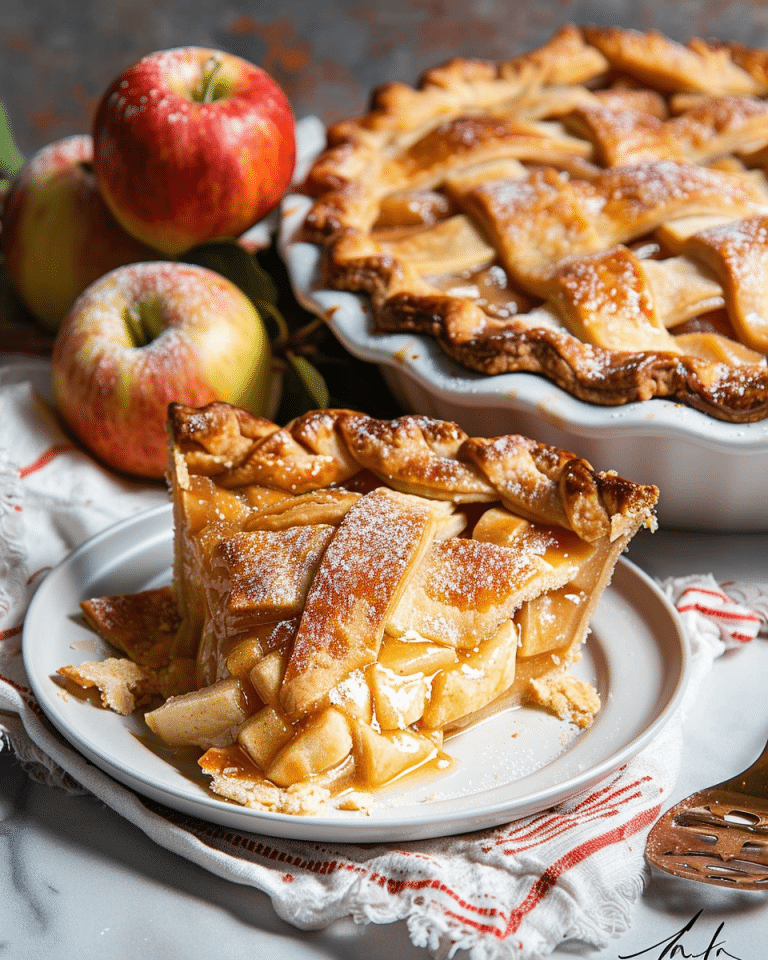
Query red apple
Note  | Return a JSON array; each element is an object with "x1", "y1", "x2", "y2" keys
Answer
[
  {"x1": 51, "y1": 261, "x2": 273, "y2": 478},
  {"x1": 91, "y1": 47, "x2": 296, "y2": 256},
  {"x1": 0, "y1": 135, "x2": 158, "y2": 331}
]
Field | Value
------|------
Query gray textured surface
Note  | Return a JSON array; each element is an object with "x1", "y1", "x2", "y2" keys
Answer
[{"x1": 5, "y1": 1, "x2": 768, "y2": 159}]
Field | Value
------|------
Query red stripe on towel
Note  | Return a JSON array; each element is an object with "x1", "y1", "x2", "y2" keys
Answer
[{"x1": 19, "y1": 443, "x2": 73, "y2": 479}]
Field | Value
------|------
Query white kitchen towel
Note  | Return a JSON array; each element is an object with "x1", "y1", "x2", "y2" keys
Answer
[{"x1": 2, "y1": 358, "x2": 767, "y2": 960}]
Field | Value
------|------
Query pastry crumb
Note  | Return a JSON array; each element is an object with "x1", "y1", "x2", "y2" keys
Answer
[
  {"x1": 205, "y1": 772, "x2": 374, "y2": 816},
  {"x1": 336, "y1": 790, "x2": 375, "y2": 814},
  {"x1": 58, "y1": 658, "x2": 155, "y2": 715},
  {"x1": 528, "y1": 673, "x2": 600, "y2": 728}
]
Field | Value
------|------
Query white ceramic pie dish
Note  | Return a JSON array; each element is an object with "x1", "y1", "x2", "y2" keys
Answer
[{"x1": 280, "y1": 147, "x2": 768, "y2": 533}]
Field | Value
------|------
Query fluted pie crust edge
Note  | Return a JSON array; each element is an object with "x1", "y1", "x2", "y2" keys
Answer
[{"x1": 300, "y1": 25, "x2": 768, "y2": 422}]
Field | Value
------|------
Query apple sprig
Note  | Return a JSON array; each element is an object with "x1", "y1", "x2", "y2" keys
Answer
[{"x1": 182, "y1": 238, "x2": 330, "y2": 422}]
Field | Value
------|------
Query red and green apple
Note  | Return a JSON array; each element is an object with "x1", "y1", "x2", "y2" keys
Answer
[
  {"x1": 1, "y1": 134, "x2": 158, "y2": 332},
  {"x1": 51, "y1": 261, "x2": 273, "y2": 479},
  {"x1": 91, "y1": 47, "x2": 296, "y2": 256}
]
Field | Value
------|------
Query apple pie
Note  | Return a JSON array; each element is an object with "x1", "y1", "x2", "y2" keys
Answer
[
  {"x1": 62, "y1": 401, "x2": 658, "y2": 815},
  {"x1": 299, "y1": 24, "x2": 768, "y2": 422}
]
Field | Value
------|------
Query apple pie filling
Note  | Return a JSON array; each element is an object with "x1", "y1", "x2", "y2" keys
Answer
[{"x1": 61, "y1": 401, "x2": 658, "y2": 815}]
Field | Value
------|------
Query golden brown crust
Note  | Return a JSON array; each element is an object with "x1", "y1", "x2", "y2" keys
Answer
[
  {"x1": 81, "y1": 588, "x2": 180, "y2": 668},
  {"x1": 299, "y1": 25, "x2": 768, "y2": 422},
  {"x1": 168, "y1": 402, "x2": 658, "y2": 544},
  {"x1": 58, "y1": 658, "x2": 156, "y2": 716},
  {"x1": 64, "y1": 589, "x2": 195, "y2": 708}
]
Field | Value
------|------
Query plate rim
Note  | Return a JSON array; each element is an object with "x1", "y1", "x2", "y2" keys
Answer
[{"x1": 23, "y1": 502, "x2": 690, "y2": 842}]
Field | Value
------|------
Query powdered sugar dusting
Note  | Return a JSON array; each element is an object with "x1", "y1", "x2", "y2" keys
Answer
[
  {"x1": 218, "y1": 526, "x2": 335, "y2": 616},
  {"x1": 286, "y1": 489, "x2": 440, "y2": 703},
  {"x1": 426, "y1": 537, "x2": 546, "y2": 610}
]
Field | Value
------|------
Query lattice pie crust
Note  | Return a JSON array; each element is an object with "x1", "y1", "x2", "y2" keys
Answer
[
  {"x1": 60, "y1": 402, "x2": 658, "y2": 815},
  {"x1": 300, "y1": 25, "x2": 768, "y2": 422}
]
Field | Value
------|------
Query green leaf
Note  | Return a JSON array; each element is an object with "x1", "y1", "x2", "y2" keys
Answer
[
  {"x1": 183, "y1": 239, "x2": 275, "y2": 305},
  {"x1": 277, "y1": 352, "x2": 331, "y2": 422},
  {"x1": 0, "y1": 102, "x2": 24, "y2": 180},
  {"x1": 182, "y1": 239, "x2": 287, "y2": 342},
  {"x1": 183, "y1": 238, "x2": 331, "y2": 425}
]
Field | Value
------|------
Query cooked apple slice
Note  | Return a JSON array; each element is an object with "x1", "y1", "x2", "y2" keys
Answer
[
  {"x1": 266, "y1": 707, "x2": 353, "y2": 786},
  {"x1": 238, "y1": 706, "x2": 294, "y2": 771},
  {"x1": 378, "y1": 636, "x2": 458, "y2": 676},
  {"x1": 248, "y1": 650, "x2": 288, "y2": 709},
  {"x1": 421, "y1": 620, "x2": 518, "y2": 729},
  {"x1": 145, "y1": 676, "x2": 249, "y2": 747},
  {"x1": 226, "y1": 620, "x2": 299, "y2": 680},
  {"x1": 367, "y1": 664, "x2": 431, "y2": 730},
  {"x1": 351, "y1": 721, "x2": 439, "y2": 787}
]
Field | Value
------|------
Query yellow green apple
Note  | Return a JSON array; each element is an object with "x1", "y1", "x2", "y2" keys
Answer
[
  {"x1": 91, "y1": 47, "x2": 296, "y2": 256},
  {"x1": 1, "y1": 134, "x2": 158, "y2": 331},
  {"x1": 51, "y1": 261, "x2": 272, "y2": 478}
]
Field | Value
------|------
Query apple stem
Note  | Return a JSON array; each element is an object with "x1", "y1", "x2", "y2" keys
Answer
[
  {"x1": 78, "y1": 160, "x2": 96, "y2": 185},
  {"x1": 123, "y1": 299, "x2": 165, "y2": 348},
  {"x1": 199, "y1": 57, "x2": 224, "y2": 103},
  {"x1": 123, "y1": 309, "x2": 144, "y2": 348}
]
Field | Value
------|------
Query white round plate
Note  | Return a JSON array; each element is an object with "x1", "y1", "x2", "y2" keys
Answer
[{"x1": 24, "y1": 503, "x2": 689, "y2": 842}]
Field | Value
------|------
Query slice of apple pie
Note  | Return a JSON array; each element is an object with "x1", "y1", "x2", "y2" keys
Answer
[{"x1": 62, "y1": 401, "x2": 658, "y2": 815}]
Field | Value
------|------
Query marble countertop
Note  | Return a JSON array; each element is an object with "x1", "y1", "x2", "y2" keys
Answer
[{"x1": 4, "y1": 527, "x2": 768, "y2": 960}]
